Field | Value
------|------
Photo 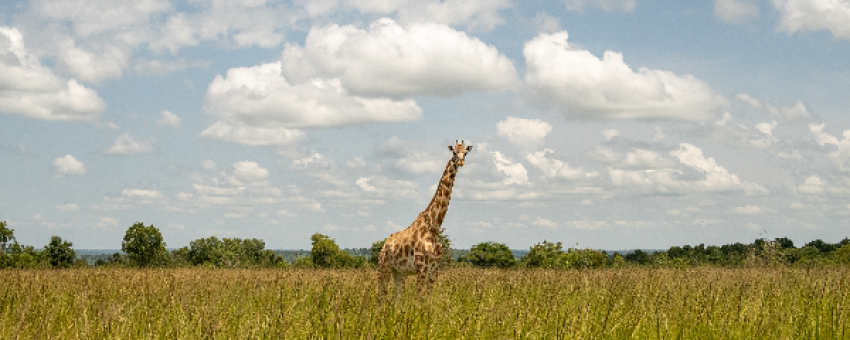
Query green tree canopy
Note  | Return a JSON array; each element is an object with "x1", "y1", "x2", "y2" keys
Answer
[
  {"x1": 522, "y1": 240, "x2": 564, "y2": 268},
  {"x1": 0, "y1": 221, "x2": 14, "y2": 254},
  {"x1": 44, "y1": 236, "x2": 76, "y2": 268},
  {"x1": 369, "y1": 239, "x2": 386, "y2": 266},
  {"x1": 461, "y1": 241, "x2": 516, "y2": 268},
  {"x1": 310, "y1": 233, "x2": 367, "y2": 268},
  {"x1": 122, "y1": 222, "x2": 167, "y2": 267}
]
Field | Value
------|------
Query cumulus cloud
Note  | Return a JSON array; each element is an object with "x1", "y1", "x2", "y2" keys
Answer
[
  {"x1": 491, "y1": 151, "x2": 528, "y2": 185},
  {"x1": 526, "y1": 149, "x2": 589, "y2": 180},
  {"x1": 714, "y1": 0, "x2": 759, "y2": 23},
  {"x1": 53, "y1": 154, "x2": 87, "y2": 176},
  {"x1": 736, "y1": 94, "x2": 811, "y2": 121},
  {"x1": 524, "y1": 32, "x2": 728, "y2": 121},
  {"x1": 281, "y1": 18, "x2": 519, "y2": 98},
  {"x1": 201, "y1": 122, "x2": 307, "y2": 146},
  {"x1": 610, "y1": 143, "x2": 767, "y2": 195},
  {"x1": 57, "y1": 40, "x2": 131, "y2": 83},
  {"x1": 0, "y1": 27, "x2": 106, "y2": 121},
  {"x1": 773, "y1": 0, "x2": 850, "y2": 39},
  {"x1": 105, "y1": 133, "x2": 155, "y2": 154},
  {"x1": 809, "y1": 123, "x2": 850, "y2": 171},
  {"x1": 57, "y1": 203, "x2": 80, "y2": 212},
  {"x1": 497, "y1": 117, "x2": 552, "y2": 151},
  {"x1": 733, "y1": 205, "x2": 762, "y2": 214},
  {"x1": 122, "y1": 189, "x2": 163, "y2": 198},
  {"x1": 347, "y1": 0, "x2": 511, "y2": 32},
  {"x1": 156, "y1": 110, "x2": 181, "y2": 128},
  {"x1": 563, "y1": 0, "x2": 637, "y2": 13},
  {"x1": 203, "y1": 62, "x2": 422, "y2": 146},
  {"x1": 534, "y1": 12, "x2": 561, "y2": 33}
]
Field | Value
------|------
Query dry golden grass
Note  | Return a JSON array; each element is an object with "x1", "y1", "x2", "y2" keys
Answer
[{"x1": 2, "y1": 267, "x2": 849, "y2": 339}]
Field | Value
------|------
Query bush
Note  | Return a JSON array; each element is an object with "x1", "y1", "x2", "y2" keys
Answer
[{"x1": 461, "y1": 241, "x2": 516, "y2": 268}]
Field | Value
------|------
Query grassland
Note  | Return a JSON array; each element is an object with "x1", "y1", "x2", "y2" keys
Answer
[{"x1": 2, "y1": 267, "x2": 849, "y2": 339}]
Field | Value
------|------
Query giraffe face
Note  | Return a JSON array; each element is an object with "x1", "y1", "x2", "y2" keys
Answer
[{"x1": 448, "y1": 140, "x2": 473, "y2": 167}]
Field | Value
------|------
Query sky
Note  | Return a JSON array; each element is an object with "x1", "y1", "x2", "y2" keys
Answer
[{"x1": 1, "y1": 0, "x2": 850, "y2": 250}]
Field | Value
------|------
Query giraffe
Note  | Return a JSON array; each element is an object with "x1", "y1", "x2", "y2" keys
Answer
[{"x1": 377, "y1": 140, "x2": 472, "y2": 303}]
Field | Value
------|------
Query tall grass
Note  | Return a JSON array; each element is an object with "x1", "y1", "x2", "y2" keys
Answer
[{"x1": 2, "y1": 267, "x2": 849, "y2": 339}]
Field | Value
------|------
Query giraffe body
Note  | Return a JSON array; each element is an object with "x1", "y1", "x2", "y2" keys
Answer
[{"x1": 378, "y1": 140, "x2": 472, "y2": 303}]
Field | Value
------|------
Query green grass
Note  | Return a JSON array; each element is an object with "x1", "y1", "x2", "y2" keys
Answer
[{"x1": 2, "y1": 267, "x2": 849, "y2": 339}]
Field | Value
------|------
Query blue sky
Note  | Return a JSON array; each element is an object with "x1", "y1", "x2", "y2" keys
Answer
[{"x1": 2, "y1": 0, "x2": 850, "y2": 250}]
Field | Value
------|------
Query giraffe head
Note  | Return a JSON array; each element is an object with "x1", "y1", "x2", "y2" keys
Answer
[{"x1": 448, "y1": 140, "x2": 473, "y2": 167}]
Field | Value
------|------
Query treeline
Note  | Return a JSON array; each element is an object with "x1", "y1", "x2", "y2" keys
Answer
[{"x1": 2, "y1": 220, "x2": 849, "y2": 269}]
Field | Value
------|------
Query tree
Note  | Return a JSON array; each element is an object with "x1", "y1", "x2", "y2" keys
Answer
[
  {"x1": 310, "y1": 233, "x2": 366, "y2": 268},
  {"x1": 0, "y1": 221, "x2": 13, "y2": 254},
  {"x1": 805, "y1": 239, "x2": 836, "y2": 253},
  {"x1": 44, "y1": 236, "x2": 76, "y2": 268},
  {"x1": 122, "y1": 222, "x2": 167, "y2": 267},
  {"x1": 369, "y1": 239, "x2": 386, "y2": 266},
  {"x1": 522, "y1": 240, "x2": 563, "y2": 268},
  {"x1": 461, "y1": 241, "x2": 516, "y2": 268}
]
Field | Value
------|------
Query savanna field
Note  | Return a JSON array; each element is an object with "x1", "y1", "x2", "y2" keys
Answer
[{"x1": 2, "y1": 267, "x2": 849, "y2": 339}]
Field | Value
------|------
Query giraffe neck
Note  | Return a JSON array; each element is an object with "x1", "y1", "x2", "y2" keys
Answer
[{"x1": 422, "y1": 158, "x2": 459, "y2": 232}]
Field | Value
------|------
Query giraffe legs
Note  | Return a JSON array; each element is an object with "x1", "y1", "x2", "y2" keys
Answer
[{"x1": 393, "y1": 270, "x2": 405, "y2": 305}]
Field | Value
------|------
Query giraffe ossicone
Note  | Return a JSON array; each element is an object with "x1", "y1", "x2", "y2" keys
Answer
[{"x1": 377, "y1": 140, "x2": 472, "y2": 303}]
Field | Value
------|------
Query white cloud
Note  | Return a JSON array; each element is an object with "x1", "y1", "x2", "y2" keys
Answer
[
  {"x1": 736, "y1": 94, "x2": 811, "y2": 121},
  {"x1": 53, "y1": 154, "x2": 87, "y2": 176},
  {"x1": 201, "y1": 159, "x2": 217, "y2": 171},
  {"x1": 105, "y1": 133, "x2": 155, "y2": 154},
  {"x1": 122, "y1": 189, "x2": 163, "y2": 198},
  {"x1": 58, "y1": 40, "x2": 131, "y2": 83},
  {"x1": 524, "y1": 32, "x2": 728, "y2": 121},
  {"x1": 563, "y1": 0, "x2": 637, "y2": 13},
  {"x1": 0, "y1": 27, "x2": 106, "y2": 121},
  {"x1": 532, "y1": 217, "x2": 557, "y2": 229},
  {"x1": 587, "y1": 146, "x2": 677, "y2": 170},
  {"x1": 526, "y1": 149, "x2": 587, "y2": 180},
  {"x1": 347, "y1": 0, "x2": 511, "y2": 32},
  {"x1": 809, "y1": 123, "x2": 850, "y2": 171},
  {"x1": 203, "y1": 62, "x2": 422, "y2": 146},
  {"x1": 610, "y1": 143, "x2": 768, "y2": 195},
  {"x1": 602, "y1": 129, "x2": 620, "y2": 141},
  {"x1": 201, "y1": 122, "x2": 307, "y2": 146},
  {"x1": 356, "y1": 176, "x2": 419, "y2": 199},
  {"x1": 34, "y1": 0, "x2": 172, "y2": 38},
  {"x1": 756, "y1": 121, "x2": 778, "y2": 136},
  {"x1": 534, "y1": 12, "x2": 561, "y2": 33},
  {"x1": 733, "y1": 205, "x2": 762, "y2": 214},
  {"x1": 231, "y1": 161, "x2": 269, "y2": 183},
  {"x1": 714, "y1": 0, "x2": 759, "y2": 23},
  {"x1": 773, "y1": 0, "x2": 850, "y2": 39},
  {"x1": 496, "y1": 117, "x2": 552, "y2": 150},
  {"x1": 97, "y1": 217, "x2": 119, "y2": 228},
  {"x1": 281, "y1": 18, "x2": 519, "y2": 98},
  {"x1": 133, "y1": 57, "x2": 213, "y2": 75},
  {"x1": 491, "y1": 151, "x2": 528, "y2": 185},
  {"x1": 156, "y1": 110, "x2": 181, "y2": 128},
  {"x1": 57, "y1": 203, "x2": 80, "y2": 212}
]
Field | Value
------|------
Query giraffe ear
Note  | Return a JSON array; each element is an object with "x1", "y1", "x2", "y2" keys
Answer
[
  {"x1": 448, "y1": 145, "x2": 454, "y2": 151},
  {"x1": 466, "y1": 146, "x2": 473, "y2": 152}
]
